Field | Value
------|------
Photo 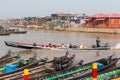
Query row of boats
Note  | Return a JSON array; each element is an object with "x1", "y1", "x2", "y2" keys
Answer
[
  {"x1": 0, "y1": 28, "x2": 27, "y2": 35},
  {"x1": 0, "y1": 50, "x2": 119, "y2": 80},
  {"x1": 2, "y1": 40, "x2": 120, "y2": 79}
]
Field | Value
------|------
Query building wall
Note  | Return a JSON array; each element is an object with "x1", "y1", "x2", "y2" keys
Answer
[
  {"x1": 85, "y1": 20, "x2": 93, "y2": 28},
  {"x1": 108, "y1": 18, "x2": 120, "y2": 28},
  {"x1": 85, "y1": 18, "x2": 120, "y2": 28}
]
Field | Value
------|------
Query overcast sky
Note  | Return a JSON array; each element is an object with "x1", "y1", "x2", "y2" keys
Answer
[{"x1": 0, "y1": 0, "x2": 120, "y2": 19}]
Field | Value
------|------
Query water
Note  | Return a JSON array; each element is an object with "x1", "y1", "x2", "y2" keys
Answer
[{"x1": 0, "y1": 29, "x2": 120, "y2": 64}]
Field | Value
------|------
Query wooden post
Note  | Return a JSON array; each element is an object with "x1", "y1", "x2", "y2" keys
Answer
[
  {"x1": 24, "y1": 69, "x2": 29, "y2": 80},
  {"x1": 92, "y1": 63, "x2": 97, "y2": 80}
]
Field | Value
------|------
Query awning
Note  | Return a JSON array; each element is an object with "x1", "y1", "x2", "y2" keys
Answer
[
  {"x1": 85, "y1": 17, "x2": 93, "y2": 21},
  {"x1": 85, "y1": 19, "x2": 91, "y2": 21},
  {"x1": 96, "y1": 18, "x2": 106, "y2": 20}
]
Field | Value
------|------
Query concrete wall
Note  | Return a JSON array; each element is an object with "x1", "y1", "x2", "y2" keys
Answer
[{"x1": 66, "y1": 27, "x2": 120, "y2": 34}]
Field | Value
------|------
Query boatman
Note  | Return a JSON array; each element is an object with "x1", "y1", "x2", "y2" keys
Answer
[{"x1": 96, "y1": 37, "x2": 101, "y2": 47}]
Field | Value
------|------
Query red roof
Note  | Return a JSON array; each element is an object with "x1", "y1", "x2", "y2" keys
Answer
[
  {"x1": 89, "y1": 13, "x2": 108, "y2": 18},
  {"x1": 54, "y1": 12, "x2": 70, "y2": 15},
  {"x1": 108, "y1": 13, "x2": 120, "y2": 17},
  {"x1": 87, "y1": 13, "x2": 120, "y2": 19}
]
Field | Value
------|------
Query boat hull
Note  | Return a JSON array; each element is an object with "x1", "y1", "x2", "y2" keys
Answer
[
  {"x1": 69, "y1": 58, "x2": 120, "y2": 80},
  {"x1": 43, "y1": 57, "x2": 119, "y2": 80},
  {"x1": 4, "y1": 41, "x2": 110, "y2": 50},
  {"x1": 4, "y1": 41, "x2": 43, "y2": 49}
]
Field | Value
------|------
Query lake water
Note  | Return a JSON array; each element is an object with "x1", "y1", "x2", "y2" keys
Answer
[{"x1": 0, "y1": 29, "x2": 120, "y2": 65}]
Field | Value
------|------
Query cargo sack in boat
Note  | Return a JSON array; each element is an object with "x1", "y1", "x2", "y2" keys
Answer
[{"x1": 6, "y1": 64, "x2": 17, "y2": 73}]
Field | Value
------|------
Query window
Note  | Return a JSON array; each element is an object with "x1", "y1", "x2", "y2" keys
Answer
[
  {"x1": 111, "y1": 19, "x2": 114, "y2": 24},
  {"x1": 119, "y1": 19, "x2": 120, "y2": 24}
]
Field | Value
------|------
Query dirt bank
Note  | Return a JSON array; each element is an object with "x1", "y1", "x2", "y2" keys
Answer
[
  {"x1": 16, "y1": 24, "x2": 120, "y2": 34},
  {"x1": 66, "y1": 27, "x2": 120, "y2": 34}
]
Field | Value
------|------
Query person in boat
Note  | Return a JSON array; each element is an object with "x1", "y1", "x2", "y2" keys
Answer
[
  {"x1": 69, "y1": 44, "x2": 73, "y2": 48},
  {"x1": 33, "y1": 42, "x2": 37, "y2": 46},
  {"x1": 105, "y1": 43, "x2": 110, "y2": 47},
  {"x1": 96, "y1": 37, "x2": 101, "y2": 47},
  {"x1": 79, "y1": 43, "x2": 83, "y2": 48},
  {"x1": 61, "y1": 43, "x2": 65, "y2": 48},
  {"x1": 48, "y1": 43, "x2": 52, "y2": 48},
  {"x1": 57, "y1": 44, "x2": 61, "y2": 48},
  {"x1": 52, "y1": 44, "x2": 57, "y2": 48},
  {"x1": 72, "y1": 45, "x2": 78, "y2": 48}
]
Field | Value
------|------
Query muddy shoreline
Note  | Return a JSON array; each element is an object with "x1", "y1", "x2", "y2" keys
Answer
[{"x1": 21, "y1": 25, "x2": 120, "y2": 34}]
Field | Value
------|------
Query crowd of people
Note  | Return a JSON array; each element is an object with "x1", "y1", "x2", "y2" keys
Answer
[{"x1": 32, "y1": 37, "x2": 109, "y2": 49}]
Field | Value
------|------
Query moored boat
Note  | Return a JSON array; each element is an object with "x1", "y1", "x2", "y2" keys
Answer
[
  {"x1": 4, "y1": 41, "x2": 110, "y2": 50},
  {"x1": 7, "y1": 27, "x2": 27, "y2": 34},
  {"x1": 8, "y1": 55, "x2": 119, "y2": 80},
  {"x1": 0, "y1": 50, "x2": 20, "y2": 65},
  {"x1": 0, "y1": 31, "x2": 10, "y2": 36},
  {"x1": 4, "y1": 41, "x2": 44, "y2": 49},
  {"x1": 77, "y1": 66, "x2": 120, "y2": 80},
  {"x1": 0, "y1": 54, "x2": 46, "y2": 76},
  {"x1": 13, "y1": 30, "x2": 27, "y2": 34},
  {"x1": 0, "y1": 52, "x2": 76, "y2": 79},
  {"x1": 42, "y1": 55, "x2": 119, "y2": 80}
]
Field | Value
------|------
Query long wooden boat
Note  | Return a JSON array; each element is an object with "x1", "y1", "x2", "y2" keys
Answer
[
  {"x1": 4, "y1": 41, "x2": 110, "y2": 50},
  {"x1": 7, "y1": 28, "x2": 27, "y2": 34},
  {"x1": 0, "y1": 31, "x2": 10, "y2": 36},
  {"x1": 0, "y1": 55, "x2": 48, "y2": 76},
  {"x1": 81, "y1": 66, "x2": 120, "y2": 80},
  {"x1": 0, "y1": 51, "x2": 20, "y2": 65},
  {"x1": 13, "y1": 30, "x2": 27, "y2": 34},
  {"x1": 66, "y1": 58, "x2": 120, "y2": 80},
  {"x1": 42, "y1": 56, "x2": 119, "y2": 80},
  {"x1": 0, "y1": 55, "x2": 20, "y2": 65},
  {"x1": 0, "y1": 51, "x2": 12, "y2": 61},
  {"x1": 9, "y1": 55, "x2": 119, "y2": 80},
  {"x1": 4, "y1": 41, "x2": 45, "y2": 49}
]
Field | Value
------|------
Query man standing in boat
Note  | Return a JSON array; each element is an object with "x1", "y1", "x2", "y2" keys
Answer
[{"x1": 96, "y1": 37, "x2": 101, "y2": 47}]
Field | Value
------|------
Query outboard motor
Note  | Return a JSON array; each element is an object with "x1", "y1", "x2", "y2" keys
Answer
[
  {"x1": 55, "y1": 64, "x2": 62, "y2": 71},
  {"x1": 53, "y1": 57, "x2": 60, "y2": 64}
]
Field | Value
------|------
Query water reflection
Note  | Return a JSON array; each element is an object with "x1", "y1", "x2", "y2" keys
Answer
[{"x1": 96, "y1": 51, "x2": 100, "y2": 56}]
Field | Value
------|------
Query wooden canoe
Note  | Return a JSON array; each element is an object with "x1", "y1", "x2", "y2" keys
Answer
[
  {"x1": 43, "y1": 56, "x2": 119, "y2": 80},
  {"x1": 0, "y1": 53, "x2": 76, "y2": 79},
  {"x1": 4, "y1": 41, "x2": 44, "y2": 49},
  {"x1": 4, "y1": 41, "x2": 110, "y2": 50}
]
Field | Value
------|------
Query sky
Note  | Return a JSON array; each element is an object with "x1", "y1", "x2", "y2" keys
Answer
[{"x1": 0, "y1": 0, "x2": 120, "y2": 19}]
